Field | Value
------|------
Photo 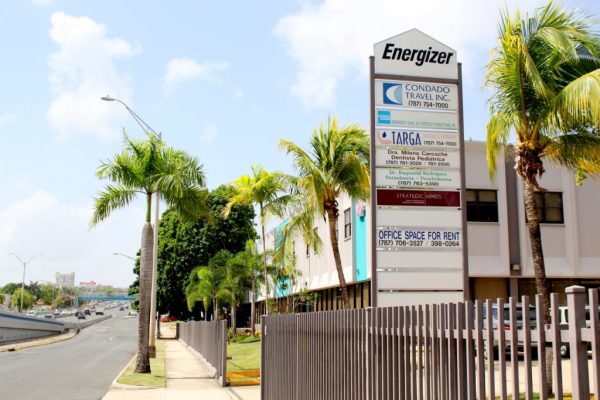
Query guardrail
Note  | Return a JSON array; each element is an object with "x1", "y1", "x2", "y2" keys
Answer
[
  {"x1": 261, "y1": 285, "x2": 600, "y2": 400},
  {"x1": 0, "y1": 311, "x2": 66, "y2": 344},
  {"x1": 179, "y1": 320, "x2": 227, "y2": 386}
]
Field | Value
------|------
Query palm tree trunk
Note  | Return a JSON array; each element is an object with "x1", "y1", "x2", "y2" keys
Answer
[
  {"x1": 523, "y1": 182, "x2": 553, "y2": 393},
  {"x1": 260, "y1": 204, "x2": 269, "y2": 316},
  {"x1": 250, "y1": 279, "x2": 256, "y2": 335},
  {"x1": 326, "y1": 207, "x2": 350, "y2": 309},
  {"x1": 232, "y1": 297, "x2": 237, "y2": 329},
  {"x1": 134, "y1": 222, "x2": 153, "y2": 373}
]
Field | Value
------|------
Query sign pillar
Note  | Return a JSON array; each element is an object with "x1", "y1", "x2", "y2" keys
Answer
[{"x1": 370, "y1": 29, "x2": 468, "y2": 307}]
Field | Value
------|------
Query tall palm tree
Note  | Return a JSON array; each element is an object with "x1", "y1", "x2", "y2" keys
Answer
[
  {"x1": 486, "y1": 1, "x2": 600, "y2": 324},
  {"x1": 279, "y1": 117, "x2": 370, "y2": 309},
  {"x1": 222, "y1": 165, "x2": 291, "y2": 316},
  {"x1": 91, "y1": 132, "x2": 207, "y2": 373}
]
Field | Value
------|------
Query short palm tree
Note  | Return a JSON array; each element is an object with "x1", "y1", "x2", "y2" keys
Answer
[
  {"x1": 185, "y1": 250, "x2": 231, "y2": 320},
  {"x1": 91, "y1": 132, "x2": 207, "y2": 373},
  {"x1": 228, "y1": 240, "x2": 264, "y2": 332},
  {"x1": 279, "y1": 117, "x2": 370, "y2": 309},
  {"x1": 222, "y1": 165, "x2": 291, "y2": 315},
  {"x1": 486, "y1": 2, "x2": 600, "y2": 324}
]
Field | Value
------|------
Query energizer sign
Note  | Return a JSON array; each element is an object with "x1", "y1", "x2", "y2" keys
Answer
[{"x1": 381, "y1": 43, "x2": 455, "y2": 66}]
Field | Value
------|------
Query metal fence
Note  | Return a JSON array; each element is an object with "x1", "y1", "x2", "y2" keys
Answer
[
  {"x1": 179, "y1": 320, "x2": 227, "y2": 386},
  {"x1": 261, "y1": 285, "x2": 600, "y2": 400}
]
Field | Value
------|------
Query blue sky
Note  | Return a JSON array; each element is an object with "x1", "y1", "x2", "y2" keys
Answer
[{"x1": 0, "y1": 0, "x2": 598, "y2": 288}]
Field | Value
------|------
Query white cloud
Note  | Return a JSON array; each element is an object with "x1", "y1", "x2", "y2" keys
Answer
[
  {"x1": 0, "y1": 190, "x2": 143, "y2": 288},
  {"x1": 200, "y1": 123, "x2": 218, "y2": 143},
  {"x1": 274, "y1": 0, "x2": 540, "y2": 108},
  {"x1": 47, "y1": 12, "x2": 139, "y2": 141},
  {"x1": 0, "y1": 113, "x2": 16, "y2": 127},
  {"x1": 162, "y1": 58, "x2": 229, "y2": 90}
]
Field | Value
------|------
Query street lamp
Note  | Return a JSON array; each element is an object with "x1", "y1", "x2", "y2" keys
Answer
[
  {"x1": 102, "y1": 95, "x2": 161, "y2": 355},
  {"x1": 113, "y1": 252, "x2": 136, "y2": 261},
  {"x1": 10, "y1": 253, "x2": 42, "y2": 312}
]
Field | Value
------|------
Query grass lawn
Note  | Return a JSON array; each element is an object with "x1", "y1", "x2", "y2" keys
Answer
[
  {"x1": 227, "y1": 340, "x2": 261, "y2": 372},
  {"x1": 117, "y1": 340, "x2": 165, "y2": 387}
]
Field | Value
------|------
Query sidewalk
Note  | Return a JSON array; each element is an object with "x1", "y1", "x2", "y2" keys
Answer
[{"x1": 102, "y1": 337, "x2": 260, "y2": 400}]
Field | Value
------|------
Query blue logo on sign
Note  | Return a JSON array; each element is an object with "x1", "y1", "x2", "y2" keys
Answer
[
  {"x1": 377, "y1": 110, "x2": 391, "y2": 125},
  {"x1": 383, "y1": 82, "x2": 403, "y2": 105}
]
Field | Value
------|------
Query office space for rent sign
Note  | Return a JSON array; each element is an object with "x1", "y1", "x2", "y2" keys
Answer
[{"x1": 370, "y1": 29, "x2": 466, "y2": 307}]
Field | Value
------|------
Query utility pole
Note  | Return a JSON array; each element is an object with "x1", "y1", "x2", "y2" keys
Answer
[{"x1": 10, "y1": 253, "x2": 42, "y2": 312}]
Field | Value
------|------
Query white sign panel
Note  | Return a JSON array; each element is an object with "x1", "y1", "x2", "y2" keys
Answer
[
  {"x1": 376, "y1": 227, "x2": 462, "y2": 251},
  {"x1": 371, "y1": 29, "x2": 465, "y2": 307},
  {"x1": 376, "y1": 108, "x2": 458, "y2": 131},
  {"x1": 376, "y1": 147, "x2": 460, "y2": 169},
  {"x1": 374, "y1": 29, "x2": 458, "y2": 79},
  {"x1": 375, "y1": 129, "x2": 460, "y2": 149},
  {"x1": 375, "y1": 80, "x2": 458, "y2": 111},
  {"x1": 376, "y1": 168, "x2": 461, "y2": 189}
]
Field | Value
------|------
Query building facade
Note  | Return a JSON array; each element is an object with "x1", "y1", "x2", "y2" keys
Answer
[{"x1": 261, "y1": 141, "x2": 600, "y2": 311}]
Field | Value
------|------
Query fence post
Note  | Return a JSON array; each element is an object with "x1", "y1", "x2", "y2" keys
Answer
[
  {"x1": 261, "y1": 315, "x2": 266, "y2": 400},
  {"x1": 220, "y1": 319, "x2": 227, "y2": 387},
  {"x1": 566, "y1": 285, "x2": 589, "y2": 400}
]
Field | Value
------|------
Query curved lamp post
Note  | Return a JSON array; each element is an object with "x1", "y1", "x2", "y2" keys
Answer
[
  {"x1": 10, "y1": 253, "x2": 42, "y2": 312},
  {"x1": 102, "y1": 95, "x2": 161, "y2": 356}
]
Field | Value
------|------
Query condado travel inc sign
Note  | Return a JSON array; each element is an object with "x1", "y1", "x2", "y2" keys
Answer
[{"x1": 370, "y1": 29, "x2": 467, "y2": 307}]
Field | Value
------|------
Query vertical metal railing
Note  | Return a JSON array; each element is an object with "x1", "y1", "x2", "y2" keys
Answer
[
  {"x1": 179, "y1": 320, "x2": 227, "y2": 386},
  {"x1": 261, "y1": 286, "x2": 600, "y2": 400}
]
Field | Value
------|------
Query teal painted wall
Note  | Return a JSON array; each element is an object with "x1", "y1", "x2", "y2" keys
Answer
[
  {"x1": 354, "y1": 201, "x2": 368, "y2": 282},
  {"x1": 273, "y1": 220, "x2": 290, "y2": 298}
]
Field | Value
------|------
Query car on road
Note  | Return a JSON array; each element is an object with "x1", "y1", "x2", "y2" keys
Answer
[
  {"x1": 84, "y1": 309, "x2": 91, "y2": 315},
  {"x1": 77, "y1": 311, "x2": 86, "y2": 320},
  {"x1": 119, "y1": 306, "x2": 124, "y2": 311},
  {"x1": 95, "y1": 306, "x2": 105, "y2": 315}
]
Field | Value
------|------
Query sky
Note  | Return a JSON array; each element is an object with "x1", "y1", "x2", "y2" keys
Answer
[{"x1": 0, "y1": 0, "x2": 599, "y2": 289}]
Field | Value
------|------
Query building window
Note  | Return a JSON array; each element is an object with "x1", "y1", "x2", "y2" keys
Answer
[
  {"x1": 535, "y1": 192, "x2": 564, "y2": 224},
  {"x1": 466, "y1": 189, "x2": 499, "y2": 222},
  {"x1": 343, "y1": 208, "x2": 351, "y2": 239}
]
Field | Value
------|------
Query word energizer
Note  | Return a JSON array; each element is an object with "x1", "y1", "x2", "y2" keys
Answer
[{"x1": 382, "y1": 44, "x2": 454, "y2": 66}]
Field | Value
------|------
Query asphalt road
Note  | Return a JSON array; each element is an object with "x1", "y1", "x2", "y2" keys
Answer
[{"x1": 0, "y1": 309, "x2": 137, "y2": 400}]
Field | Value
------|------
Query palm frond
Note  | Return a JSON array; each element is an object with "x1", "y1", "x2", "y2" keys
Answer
[{"x1": 90, "y1": 185, "x2": 138, "y2": 227}]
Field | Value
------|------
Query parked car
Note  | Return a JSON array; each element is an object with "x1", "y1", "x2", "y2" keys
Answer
[
  {"x1": 478, "y1": 303, "x2": 537, "y2": 359},
  {"x1": 161, "y1": 315, "x2": 177, "y2": 322}
]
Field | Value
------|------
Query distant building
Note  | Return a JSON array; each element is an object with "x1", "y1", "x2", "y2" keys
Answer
[{"x1": 55, "y1": 272, "x2": 75, "y2": 288}]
